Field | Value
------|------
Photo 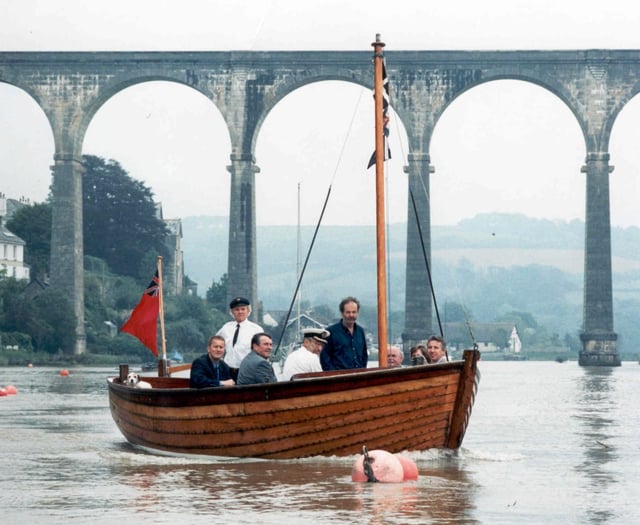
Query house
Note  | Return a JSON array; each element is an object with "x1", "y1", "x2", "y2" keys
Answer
[
  {"x1": 154, "y1": 203, "x2": 187, "y2": 296},
  {"x1": 443, "y1": 322, "x2": 521, "y2": 354},
  {"x1": 163, "y1": 218, "x2": 184, "y2": 296},
  {"x1": 0, "y1": 193, "x2": 30, "y2": 281}
]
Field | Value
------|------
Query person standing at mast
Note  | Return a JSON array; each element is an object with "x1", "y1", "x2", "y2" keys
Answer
[{"x1": 320, "y1": 296, "x2": 368, "y2": 370}]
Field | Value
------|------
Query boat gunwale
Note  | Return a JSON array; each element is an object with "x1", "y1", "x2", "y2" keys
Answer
[{"x1": 108, "y1": 357, "x2": 469, "y2": 408}]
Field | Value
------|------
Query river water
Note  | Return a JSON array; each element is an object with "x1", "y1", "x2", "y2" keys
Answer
[{"x1": 1, "y1": 361, "x2": 638, "y2": 524}]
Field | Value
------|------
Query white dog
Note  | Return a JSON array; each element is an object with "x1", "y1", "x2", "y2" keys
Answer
[{"x1": 126, "y1": 372, "x2": 152, "y2": 389}]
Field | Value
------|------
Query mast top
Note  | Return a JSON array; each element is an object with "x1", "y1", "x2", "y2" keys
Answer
[{"x1": 372, "y1": 34, "x2": 386, "y2": 48}]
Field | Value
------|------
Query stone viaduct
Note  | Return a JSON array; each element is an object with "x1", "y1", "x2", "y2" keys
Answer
[{"x1": 1, "y1": 48, "x2": 638, "y2": 366}]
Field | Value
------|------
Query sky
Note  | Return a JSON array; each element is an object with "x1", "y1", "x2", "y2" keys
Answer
[{"x1": 1, "y1": 0, "x2": 639, "y2": 227}]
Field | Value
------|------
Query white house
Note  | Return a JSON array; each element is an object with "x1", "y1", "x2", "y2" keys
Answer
[{"x1": 0, "y1": 194, "x2": 30, "y2": 281}]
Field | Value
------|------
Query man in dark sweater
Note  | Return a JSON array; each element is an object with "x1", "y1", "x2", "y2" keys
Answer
[{"x1": 320, "y1": 296, "x2": 368, "y2": 370}]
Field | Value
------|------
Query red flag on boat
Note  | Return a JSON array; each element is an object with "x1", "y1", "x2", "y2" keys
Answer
[
  {"x1": 120, "y1": 271, "x2": 160, "y2": 356},
  {"x1": 367, "y1": 58, "x2": 391, "y2": 169}
]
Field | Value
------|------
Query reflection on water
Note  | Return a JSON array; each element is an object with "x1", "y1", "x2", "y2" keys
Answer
[
  {"x1": 107, "y1": 448, "x2": 479, "y2": 524},
  {"x1": 573, "y1": 367, "x2": 618, "y2": 524}
]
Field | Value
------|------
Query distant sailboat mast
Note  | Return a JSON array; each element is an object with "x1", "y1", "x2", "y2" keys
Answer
[{"x1": 296, "y1": 181, "x2": 302, "y2": 339}]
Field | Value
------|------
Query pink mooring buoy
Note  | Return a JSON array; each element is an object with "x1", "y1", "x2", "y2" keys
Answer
[
  {"x1": 395, "y1": 454, "x2": 419, "y2": 480},
  {"x1": 4, "y1": 385, "x2": 17, "y2": 395},
  {"x1": 351, "y1": 448, "x2": 405, "y2": 483}
]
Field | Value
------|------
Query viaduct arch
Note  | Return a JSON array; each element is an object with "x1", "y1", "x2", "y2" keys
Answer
[{"x1": 2, "y1": 49, "x2": 638, "y2": 366}]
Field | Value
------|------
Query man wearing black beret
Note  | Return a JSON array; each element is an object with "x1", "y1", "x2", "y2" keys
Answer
[{"x1": 216, "y1": 296, "x2": 263, "y2": 372}]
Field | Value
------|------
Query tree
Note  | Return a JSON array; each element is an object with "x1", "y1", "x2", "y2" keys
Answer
[
  {"x1": 164, "y1": 294, "x2": 227, "y2": 353},
  {"x1": 0, "y1": 276, "x2": 75, "y2": 353},
  {"x1": 6, "y1": 201, "x2": 52, "y2": 280},
  {"x1": 443, "y1": 301, "x2": 472, "y2": 323},
  {"x1": 29, "y1": 288, "x2": 76, "y2": 353},
  {"x1": 206, "y1": 273, "x2": 228, "y2": 312},
  {"x1": 82, "y1": 155, "x2": 169, "y2": 279}
]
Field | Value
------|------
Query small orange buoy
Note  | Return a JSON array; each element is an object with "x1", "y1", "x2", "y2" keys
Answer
[
  {"x1": 351, "y1": 448, "x2": 404, "y2": 483},
  {"x1": 4, "y1": 385, "x2": 17, "y2": 395},
  {"x1": 27, "y1": 363, "x2": 33, "y2": 368},
  {"x1": 395, "y1": 454, "x2": 419, "y2": 480},
  {"x1": 60, "y1": 369, "x2": 70, "y2": 377}
]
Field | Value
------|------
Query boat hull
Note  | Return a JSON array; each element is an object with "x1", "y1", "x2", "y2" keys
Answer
[{"x1": 108, "y1": 349, "x2": 480, "y2": 459}]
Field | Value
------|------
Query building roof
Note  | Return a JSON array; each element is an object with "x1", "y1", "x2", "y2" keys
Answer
[{"x1": 0, "y1": 224, "x2": 25, "y2": 245}]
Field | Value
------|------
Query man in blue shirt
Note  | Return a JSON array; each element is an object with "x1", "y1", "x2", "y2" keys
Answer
[
  {"x1": 190, "y1": 335, "x2": 236, "y2": 388},
  {"x1": 320, "y1": 296, "x2": 368, "y2": 370}
]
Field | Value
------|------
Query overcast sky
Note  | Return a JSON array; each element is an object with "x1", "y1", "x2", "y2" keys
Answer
[{"x1": 1, "y1": 0, "x2": 639, "y2": 227}]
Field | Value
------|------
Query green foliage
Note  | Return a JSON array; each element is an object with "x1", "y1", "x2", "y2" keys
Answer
[
  {"x1": 443, "y1": 301, "x2": 472, "y2": 323},
  {"x1": 6, "y1": 201, "x2": 52, "y2": 280},
  {"x1": 164, "y1": 294, "x2": 227, "y2": 353},
  {"x1": 30, "y1": 288, "x2": 77, "y2": 353},
  {"x1": 206, "y1": 273, "x2": 228, "y2": 311},
  {"x1": 0, "y1": 331, "x2": 33, "y2": 351},
  {"x1": 0, "y1": 277, "x2": 75, "y2": 353},
  {"x1": 82, "y1": 155, "x2": 169, "y2": 279}
]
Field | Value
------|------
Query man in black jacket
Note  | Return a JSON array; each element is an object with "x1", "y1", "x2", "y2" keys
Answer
[{"x1": 189, "y1": 335, "x2": 236, "y2": 388}]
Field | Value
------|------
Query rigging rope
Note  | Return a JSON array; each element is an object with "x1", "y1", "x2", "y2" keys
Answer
[
  {"x1": 389, "y1": 89, "x2": 477, "y2": 350},
  {"x1": 271, "y1": 87, "x2": 365, "y2": 361}
]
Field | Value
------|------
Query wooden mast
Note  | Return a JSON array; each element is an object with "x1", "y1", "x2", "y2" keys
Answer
[
  {"x1": 157, "y1": 255, "x2": 169, "y2": 376},
  {"x1": 372, "y1": 34, "x2": 388, "y2": 368}
]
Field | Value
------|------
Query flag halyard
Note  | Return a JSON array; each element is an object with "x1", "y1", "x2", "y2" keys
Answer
[{"x1": 367, "y1": 59, "x2": 391, "y2": 169}]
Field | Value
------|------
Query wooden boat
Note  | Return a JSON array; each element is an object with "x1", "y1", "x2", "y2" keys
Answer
[
  {"x1": 107, "y1": 35, "x2": 481, "y2": 459},
  {"x1": 108, "y1": 353, "x2": 479, "y2": 459}
]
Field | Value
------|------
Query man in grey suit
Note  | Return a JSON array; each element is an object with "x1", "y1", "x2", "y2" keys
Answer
[{"x1": 237, "y1": 332, "x2": 277, "y2": 385}]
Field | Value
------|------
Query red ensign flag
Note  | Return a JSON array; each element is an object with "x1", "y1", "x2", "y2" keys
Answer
[{"x1": 120, "y1": 271, "x2": 160, "y2": 356}]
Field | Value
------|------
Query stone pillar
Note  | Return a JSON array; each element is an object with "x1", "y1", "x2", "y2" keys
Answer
[
  {"x1": 226, "y1": 153, "x2": 259, "y2": 320},
  {"x1": 402, "y1": 152, "x2": 434, "y2": 349},
  {"x1": 579, "y1": 152, "x2": 619, "y2": 366},
  {"x1": 50, "y1": 154, "x2": 86, "y2": 355}
]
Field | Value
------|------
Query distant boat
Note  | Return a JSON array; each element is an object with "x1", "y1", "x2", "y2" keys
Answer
[{"x1": 107, "y1": 35, "x2": 481, "y2": 459}]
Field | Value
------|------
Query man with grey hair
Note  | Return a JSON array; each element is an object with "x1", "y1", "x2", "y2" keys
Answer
[
  {"x1": 387, "y1": 345, "x2": 404, "y2": 368},
  {"x1": 216, "y1": 296, "x2": 262, "y2": 370}
]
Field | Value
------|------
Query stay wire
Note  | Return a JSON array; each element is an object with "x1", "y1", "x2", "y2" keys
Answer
[
  {"x1": 272, "y1": 185, "x2": 332, "y2": 361},
  {"x1": 271, "y1": 88, "x2": 365, "y2": 360},
  {"x1": 389, "y1": 94, "x2": 475, "y2": 352}
]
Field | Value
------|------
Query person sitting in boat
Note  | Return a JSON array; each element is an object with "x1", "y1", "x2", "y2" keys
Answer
[
  {"x1": 387, "y1": 345, "x2": 404, "y2": 367},
  {"x1": 237, "y1": 332, "x2": 278, "y2": 385},
  {"x1": 409, "y1": 344, "x2": 428, "y2": 366},
  {"x1": 216, "y1": 296, "x2": 263, "y2": 374},
  {"x1": 320, "y1": 296, "x2": 368, "y2": 371},
  {"x1": 426, "y1": 335, "x2": 449, "y2": 364},
  {"x1": 281, "y1": 328, "x2": 329, "y2": 380},
  {"x1": 189, "y1": 335, "x2": 236, "y2": 388}
]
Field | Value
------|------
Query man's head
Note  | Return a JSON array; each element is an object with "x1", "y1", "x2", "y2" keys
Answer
[
  {"x1": 387, "y1": 346, "x2": 404, "y2": 367},
  {"x1": 339, "y1": 296, "x2": 360, "y2": 327},
  {"x1": 251, "y1": 332, "x2": 273, "y2": 359},
  {"x1": 301, "y1": 328, "x2": 329, "y2": 355},
  {"x1": 207, "y1": 335, "x2": 226, "y2": 361},
  {"x1": 229, "y1": 297, "x2": 251, "y2": 323},
  {"x1": 426, "y1": 336, "x2": 446, "y2": 363}
]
